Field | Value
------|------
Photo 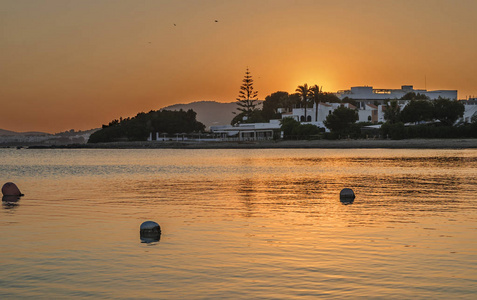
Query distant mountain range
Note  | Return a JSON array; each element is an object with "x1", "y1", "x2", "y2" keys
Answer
[
  {"x1": 0, "y1": 100, "x2": 260, "y2": 136},
  {"x1": 0, "y1": 129, "x2": 49, "y2": 136},
  {"x1": 163, "y1": 100, "x2": 262, "y2": 128}
]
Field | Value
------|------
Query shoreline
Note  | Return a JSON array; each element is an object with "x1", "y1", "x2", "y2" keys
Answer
[{"x1": 23, "y1": 138, "x2": 477, "y2": 149}]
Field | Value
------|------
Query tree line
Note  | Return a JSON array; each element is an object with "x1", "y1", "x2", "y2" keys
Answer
[
  {"x1": 381, "y1": 94, "x2": 476, "y2": 139},
  {"x1": 88, "y1": 109, "x2": 205, "y2": 143}
]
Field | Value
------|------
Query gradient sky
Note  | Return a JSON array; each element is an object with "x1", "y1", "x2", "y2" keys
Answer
[{"x1": 2, "y1": 0, "x2": 476, "y2": 133}]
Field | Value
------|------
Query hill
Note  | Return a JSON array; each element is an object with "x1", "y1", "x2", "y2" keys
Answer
[
  {"x1": 0, "y1": 129, "x2": 50, "y2": 136},
  {"x1": 162, "y1": 100, "x2": 263, "y2": 128}
]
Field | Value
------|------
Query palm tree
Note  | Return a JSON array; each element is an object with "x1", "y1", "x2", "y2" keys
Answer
[
  {"x1": 295, "y1": 84, "x2": 311, "y2": 122},
  {"x1": 310, "y1": 84, "x2": 322, "y2": 122}
]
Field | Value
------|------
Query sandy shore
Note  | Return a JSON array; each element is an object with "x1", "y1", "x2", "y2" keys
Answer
[{"x1": 30, "y1": 138, "x2": 477, "y2": 149}]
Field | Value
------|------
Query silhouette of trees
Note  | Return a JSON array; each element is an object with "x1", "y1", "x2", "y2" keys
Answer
[
  {"x1": 310, "y1": 85, "x2": 322, "y2": 122},
  {"x1": 400, "y1": 100, "x2": 433, "y2": 123},
  {"x1": 88, "y1": 109, "x2": 205, "y2": 143},
  {"x1": 280, "y1": 117, "x2": 321, "y2": 139},
  {"x1": 400, "y1": 92, "x2": 429, "y2": 100},
  {"x1": 381, "y1": 98, "x2": 467, "y2": 139},
  {"x1": 324, "y1": 106, "x2": 358, "y2": 133},
  {"x1": 262, "y1": 91, "x2": 289, "y2": 121},
  {"x1": 341, "y1": 97, "x2": 357, "y2": 106},
  {"x1": 432, "y1": 97, "x2": 465, "y2": 126},
  {"x1": 295, "y1": 84, "x2": 311, "y2": 122},
  {"x1": 280, "y1": 117, "x2": 300, "y2": 138},
  {"x1": 288, "y1": 93, "x2": 302, "y2": 110},
  {"x1": 235, "y1": 68, "x2": 259, "y2": 121},
  {"x1": 321, "y1": 93, "x2": 341, "y2": 103}
]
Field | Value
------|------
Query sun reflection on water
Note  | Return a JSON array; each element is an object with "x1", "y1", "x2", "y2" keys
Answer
[{"x1": 1, "y1": 148, "x2": 477, "y2": 299}]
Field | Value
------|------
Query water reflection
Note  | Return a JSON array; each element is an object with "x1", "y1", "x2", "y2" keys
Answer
[
  {"x1": 237, "y1": 178, "x2": 257, "y2": 218},
  {"x1": 1, "y1": 149, "x2": 477, "y2": 299},
  {"x1": 2, "y1": 195, "x2": 21, "y2": 209},
  {"x1": 140, "y1": 234, "x2": 161, "y2": 244},
  {"x1": 292, "y1": 154, "x2": 477, "y2": 169},
  {"x1": 340, "y1": 197, "x2": 354, "y2": 205}
]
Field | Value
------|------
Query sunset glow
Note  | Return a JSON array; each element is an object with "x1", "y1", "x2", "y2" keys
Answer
[{"x1": 2, "y1": 0, "x2": 476, "y2": 132}]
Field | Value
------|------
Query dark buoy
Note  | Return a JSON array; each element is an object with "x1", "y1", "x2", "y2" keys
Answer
[
  {"x1": 2, "y1": 182, "x2": 24, "y2": 197},
  {"x1": 140, "y1": 221, "x2": 161, "y2": 243},
  {"x1": 340, "y1": 188, "x2": 355, "y2": 205}
]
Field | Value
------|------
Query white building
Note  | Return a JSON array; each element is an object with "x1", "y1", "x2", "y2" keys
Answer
[
  {"x1": 283, "y1": 102, "x2": 356, "y2": 125},
  {"x1": 335, "y1": 85, "x2": 457, "y2": 108},
  {"x1": 210, "y1": 120, "x2": 282, "y2": 141}
]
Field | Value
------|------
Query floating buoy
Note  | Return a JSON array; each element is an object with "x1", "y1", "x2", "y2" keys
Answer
[
  {"x1": 1, "y1": 182, "x2": 24, "y2": 196},
  {"x1": 140, "y1": 221, "x2": 161, "y2": 243},
  {"x1": 340, "y1": 188, "x2": 355, "y2": 205}
]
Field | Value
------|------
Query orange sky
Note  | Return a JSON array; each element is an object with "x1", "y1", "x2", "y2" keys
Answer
[{"x1": 2, "y1": 0, "x2": 476, "y2": 133}]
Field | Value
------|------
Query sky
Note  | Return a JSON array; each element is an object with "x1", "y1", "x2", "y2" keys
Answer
[{"x1": 1, "y1": 0, "x2": 476, "y2": 133}]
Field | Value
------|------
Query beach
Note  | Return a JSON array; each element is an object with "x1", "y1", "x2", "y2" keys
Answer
[{"x1": 29, "y1": 138, "x2": 477, "y2": 149}]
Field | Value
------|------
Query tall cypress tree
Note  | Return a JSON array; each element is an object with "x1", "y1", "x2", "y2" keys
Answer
[{"x1": 235, "y1": 68, "x2": 258, "y2": 119}]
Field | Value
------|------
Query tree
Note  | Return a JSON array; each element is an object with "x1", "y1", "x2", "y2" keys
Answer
[
  {"x1": 287, "y1": 93, "x2": 302, "y2": 110},
  {"x1": 235, "y1": 68, "x2": 258, "y2": 121},
  {"x1": 280, "y1": 117, "x2": 321, "y2": 139},
  {"x1": 432, "y1": 97, "x2": 465, "y2": 126},
  {"x1": 400, "y1": 92, "x2": 429, "y2": 100},
  {"x1": 384, "y1": 100, "x2": 401, "y2": 124},
  {"x1": 295, "y1": 124, "x2": 321, "y2": 139},
  {"x1": 400, "y1": 100, "x2": 433, "y2": 123},
  {"x1": 295, "y1": 84, "x2": 311, "y2": 122},
  {"x1": 310, "y1": 85, "x2": 322, "y2": 122},
  {"x1": 280, "y1": 117, "x2": 300, "y2": 139},
  {"x1": 324, "y1": 106, "x2": 358, "y2": 133},
  {"x1": 262, "y1": 91, "x2": 289, "y2": 121},
  {"x1": 322, "y1": 92, "x2": 341, "y2": 103},
  {"x1": 341, "y1": 97, "x2": 357, "y2": 106}
]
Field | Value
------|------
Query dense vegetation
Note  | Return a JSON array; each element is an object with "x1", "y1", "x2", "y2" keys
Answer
[
  {"x1": 381, "y1": 97, "x2": 471, "y2": 139},
  {"x1": 381, "y1": 122, "x2": 477, "y2": 139},
  {"x1": 88, "y1": 109, "x2": 205, "y2": 143},
  {"x1": 324, "y1": 106, "x2": 359, "y2": 133},
  {"x1": 280, "y1": 118, "x2": 322, "y2": 140}
]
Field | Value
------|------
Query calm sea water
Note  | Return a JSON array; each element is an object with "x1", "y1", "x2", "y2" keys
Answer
[{"x1": 1, "y1": 148, "x2": 477, "y2": 299}]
